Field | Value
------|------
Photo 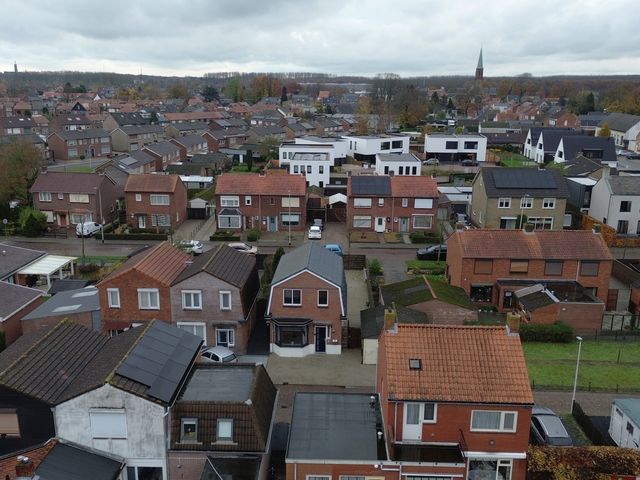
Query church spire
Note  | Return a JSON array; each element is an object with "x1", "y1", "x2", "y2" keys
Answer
[{"x1": 475, "y1": 48, "x2": 483, "y2": 80}]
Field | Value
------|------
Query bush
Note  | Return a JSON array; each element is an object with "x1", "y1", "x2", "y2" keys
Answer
[
  {"x1": 409, "y1": 231, "x2": 441, "y2": 244},
  {"x1": 519, "y1": 321, "x2": 574, "y2": 343},
  {"x1": 23, "y1": 214, "x2": 45, "y2": 237},
  {"x1": 368, "y1": 258, "x2": 383, "y2": 276},
  {"x1": 100, "y1": 233, "x2": 168, "y2": 241},
  {"x1": 210, "y1": 234, "x2": 241, "y2": 241},
  {"x1": 246, "y1": 228, "x2": 260, "y2": 242}
]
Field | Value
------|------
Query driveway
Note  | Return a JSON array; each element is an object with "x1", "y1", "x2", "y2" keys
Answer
[{"x1": 346, "y1": 269, "x2": 370, "y2": 329}]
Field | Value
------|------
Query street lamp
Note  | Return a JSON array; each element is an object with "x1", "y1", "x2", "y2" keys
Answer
[
  {"x1": 570, "y1": 336, "x2": 583, "y2": 412},
  {"x1": 95, "y1": 186, "x2": 104, "y2": 244},
  {"x1": 288, "y1": 189, "x2": 292, "y2": 246},
  {"x1": 519, "y1": 194, "x2": 531, "y2": 229}
]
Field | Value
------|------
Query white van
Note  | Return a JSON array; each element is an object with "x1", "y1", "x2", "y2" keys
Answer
[{"x1": 76, "y1": 221, "x2": 102, "y2": 237}]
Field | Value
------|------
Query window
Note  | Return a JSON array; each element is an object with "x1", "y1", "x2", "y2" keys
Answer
[
  {"x1": 423, "y1": 403, "x2": 437, "y2": 422},
  {"x1": 182, "y1": 290, "x2": 202, "y2": 310},
  {"x1": 217, "y1": 419, "x2": 233, "y2": 442},
  {"x1": 219, "y1": 291, "x2": 232, "y2": 310},
  {"x1": 528, "y1": 217, "x2": 553, "y2": 230},
  {"x1": 69, "y1": 193, "x2": 89, "y2": 203},
  {"x1": 276, "y1": 325, "x2": 307, "y2": 347},
  {"x1": 627, "y1": 422, "x2": 635, "y2": 434},
  {"x1": 135, "y1": 193, "x2": 142, "y2": 202},
  {"x1": 352, "y1": 215, "x2": 372, "y2": 228},
  {"x1": 177, "y1": 323, "x2": 206, "y2": 343},
  {"x1": 137, "y1": 288, "x2": 160, "y2": 310},
  {"x1": 0, "y1": 411, "x2": 20, "y2": 438},
  {"x1": 498, "y1": 197, "x2": 511, "y2": 208},
  {"x1": 220, "y1": 196, "x2": 240, "y2": 207},
  {"x1": 474, "y1": 260, "x2": 493, "y2": 274},
  {"x1": 470, "y1": 410, "x2": 517, "y2": 432},
  {"x1": 126, "y1": 467, "x2": 163, "y2": 480},
  {"x1": 319, "y1": 165, "x2": 324, "y2": 174},
  {"x1": 216, "y1": 328, "x2": 235, "y2": 347},
  {"x1": 510, "y1": 260, "x2": 529, "y2": 273},
  {"x1": 354, "y1": 198, "x2": 372, "y2": 208},
  {"x1": 38, "y1": 192, "x2": 52, "y2": 202},
  {"x1": 281, "y1": 213, "x2": 300, "y2": 226},
  {"x1": 283, "y1": 289, "x2": 302, "y2": 306},
  {"x1": 413, "y1": 215, "x2": 433, "y2": 229},
  {"x1": 381, "y1": 141, "x2": 390, "y2": 150},
  {"x1": 308, "y1": 476, "x2": 331, "y2": 480},
  {"x1": 318, "y1": 290, "x2": 328, "y2": 307},
  {"x1": 543, "y1": 198, "x2": 556, "y2": 209},
  {"x1": 245, "y1": 196, "x2": 252, "y2": 206},
  {"x1": 218, "y1": 215, "x2": 241, "y2": 229},
  {"x1": 68, "y1": 148, "x2": 78, "y2": 157},
  {"x1": 101, "y1": 145, "x2": 110, "y2": 155},
  {"x1": 520, "y1": 197, "x2": 533, "y2": 209},
  {"x1": 181, "y1": 418, "x2": 198, "y2": 443},
  {"x1": 281, "y1": 197, "x2": 300, "y2": 208},
  {"x1": 468, "y1": 460, "x2": 512, "y2": 480},
  {"x1": 617, "y1": 220, "x2": 629, "y2": 234},
  {"x1": 378, "y1": 198, "x2": 385, "y2": 206},
  {"x1": 101, "y1": 137, "x2": 109, "y2": 143},
  {"x1": 293, "y1": 165, "x2": 299, "y2": 174},
  {"x1": 151, "y1": 214, "x2": 170, "y2": 227},
  {"x1": 398, "y1": 166, "x2": 404, "y2": 175},
  {"x1": 89, "y1": 409, "x2": 127, "y2": 438},
  {"x1": 464, "y1": 141, "x2": 478, "y2": 149},
  {"x1": 306, "y1": 165, "x2": 312, "y2": 174},
  {"x1": 150, "y1": 194, "x2": 169, "y2": 205},
  {"x1": 620, "y1": 201, "x2": 631, "y2": 213},
  {"x1": 58, "y1": 192, "x2": 64, "y2": 200},
  {"x1": 542, "y1": 261, "x2": 563, "y2": 276},
  {"x1": 580, "y1": 261, "x2": 599, "y2": 277},
  {"x1": 107, "y1": 288, "x2": 120, "y2": 308},
  {"x1": 402, "y1": 198, "x2": 408, "y2": 207},
  {"x1": 445, "y1": 141, "x2": 458, "y2": 149},
  {"x1": 67, "y1": 139, "x2": 77, "y2": 146},
  {"x1": 340, "y1": 477, "x2": 365, "y2": 480},
  {"x1": 414, "y1": 198, "x2": 433, "y2": 209}
]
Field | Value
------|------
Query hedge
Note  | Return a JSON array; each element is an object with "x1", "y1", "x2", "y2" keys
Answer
[
  {"x1": 99, "y1": 233, "x2": 168, "y2": 241},
  {"x1": 246, "y1": 229, "x2": 261, "y2": 242},
  {"x1": 409, "y1": 232, "x2": 441, "y2": 244},
  {"x1": 210, "y1": 234, "x2": 241, "y2": 241},
  {"x1": 519, "y1": 321, "x2": 574, "y2": 343}
]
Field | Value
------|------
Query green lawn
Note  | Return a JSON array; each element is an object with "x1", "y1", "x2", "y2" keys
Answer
[
  {"x1": 78, "y1": 255, "x2": 127, "y2": 265},
  {"x1": 427, "y1": 276, "x2": 473, "y2": 309},
  {"x1": 405, "y1": 260, "x2": 446, "y2": 270},
  {"x1": 492, "y1": 150, "x2": 537, "y2": 168},
  {"x1": 63, "y1": 165, "x2": 95, "y2": 173},
  {"x1": 524, "y1": 341, "x2": 640, "y2": 391}
]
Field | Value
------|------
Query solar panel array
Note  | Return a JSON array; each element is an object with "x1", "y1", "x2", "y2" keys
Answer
[
  {"x1": 116, "y1": 321, "x2": 202, "y2": 403},
  {"x1": 351, "y1": 176, "x2": 391, "y2": 195},
  {"x1": 491, "y1": 169, "x2": 556, "y2": 189}
]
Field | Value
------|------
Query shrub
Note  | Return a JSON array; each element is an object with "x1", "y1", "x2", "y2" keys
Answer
[
  {"x1": 246, "y1": 228, "x2": 260, "y2": 242},
  {"x1": 210, "y1": 234, "x2": 241, "y2": 241},
  {"x1": 100, "y1": 233, "x2": 168, "y2": 241},
  {"x1": 519, "y1": 321, "x2": 574, "y2": 343},
  {"x1": 409, "y1": 231, "x2": 441, "y2": 244},
  {"x1": 368, "y1": 258, "x2": 383, "y2": 276},
  {"x1": 23, "y1": 214, "x2": 45, "y2": 237}
]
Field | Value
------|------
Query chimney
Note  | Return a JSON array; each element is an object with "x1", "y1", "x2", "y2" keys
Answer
[
  {"x1": 506, "y1": 312, "x2": 521, "y2": 335},
  {"x1": 592, "y1": 224, "x2": 602, "y2": 234},
  {"x1": 602, "y1": 165, "x2": 610, "y2": 178},
  {"x1": 15, "y1": 455, "x2": 35, "y2": 479},
  {"x1": 383, "y1": 306, "x2": 397, "y2": 330}
]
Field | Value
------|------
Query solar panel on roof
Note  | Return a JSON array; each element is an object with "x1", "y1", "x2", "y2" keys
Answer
[
  {"x1": 492, "y1": 169, "x2": 556, "y2": 189},
  {"x1": 351, "y1": 176, "x2": 391, "y2": 195}
]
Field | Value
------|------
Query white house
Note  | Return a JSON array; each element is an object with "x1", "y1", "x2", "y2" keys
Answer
[
  {"x1": 596, "y1": 112, "x2": 640, "y2": 151},
  {"x1": 424, "y1": 133, "x2": 487, "y2": 163},
  {"x1": 342, "y1": 134, "x2": 410, "y2": 162},
  {"x1": 553, "y1": 135, "x2": 616, "y2": 165},
  {"x1": 375, "y1": 153, "x2": 421, "y2": 176},
  {"x1": 282, "y1": 152, "x2": 332, "y2": 187},
  {"x1": 590, "y1": 176, "x2": 640, "y2": 235},
  {"x1": 609, "y1": 398, "x2": 640, "y2": 450},
  {"x1": 295, "y1": 135, "x2": 348, "y2": 162},
  {"x1": 280, "y1": 142, "x2": 335, "y2": 166}
]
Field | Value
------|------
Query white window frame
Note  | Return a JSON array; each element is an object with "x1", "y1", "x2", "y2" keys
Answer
[
  {"x1": 38, "y1": 192, "x2": 52, "y2": 202},
  {"x1": 414, "y1": 198, "x2": 434, "y2": 209},
  {"x1": 177, "y1": 322, "x2": 207, "y2": 344},
  {"x1": 137, "y1": 288, "x2": 160, "y2": 310},
  {"x1": 378, "y1": 198, "x2": 385, "y2": 206},
  {"x1": 354, "y1": 197, "x2": 372, "y2": 208},
  {"x1": 307, "y1": 476, "x2": 331, "y2": 480},
  {"x1": 219, "y1": 291, "x2": 232, "y2": 310},
  {"x1": 69, "y1": 193, "x2": 90, "y2": 203},
  {"x1": 245, "y1": 196, "x2": 252, "y2": 206},
  {"x1": 402, "y1": 198, "x2": 408, "y2": 207},
  {"x1": 281, "y1": 197, "x2": 300, "y2": 208},
  {"x1": 352, "y1": 215, "x2": 372, "y2": 228},
  {"x1": 151, "y1": 214, "x2": 171, "y2": 227},
  {"x1": 470, "y1": 410, "x2": 517, "y2": 432},
  {"x1": 107, "y1": 288, "x2": 120, "y2": 308},
  {"x1": 542, "y1": 197, "x2": 556, "y2": 209},
  {"x1": 89, "y1": 409, "x2": 127, "y2": 439},
  {"x1": 57, "y1": 192, "x2": 64, "y2": 200},
  {"x1": 422, "y1": 402, "x2": 438, "y2": 423},
  {"x1": 150, "y1": 194, "x2": 170, "y2": 205},
  {"x1": 412, "y1": 214, "x2": 433, "y2": 229},
  {"x1": 220, "y1": 196, "x2": 240, "y2": 207},
  {"x1": 216, "y1": 328, "x2": 235, "y2": 347},
  {"x1": 135, "y1": 193, "x2": 142, "y2": 202},
  {"x1": 317, "y1": 290, "x2": 329, "y2": 307},
  {"x1": 217, "y1": 418, "x2": 233, "y2": 442},
  {"x1": 180, "y1": 417, "x2": 198, "y2": 443},
  {"x1": 181, "y1": 290, "x2": 202, "y2": 310},
  {"x1": 283, "y1": 288, "x2": 302, "y2": 306},
  {"x1": 520, "y1": 197, "x2": 533, "y2": 209},
  {"x1": 498, "y1": 197, "x2": 511, "y2": 209}
]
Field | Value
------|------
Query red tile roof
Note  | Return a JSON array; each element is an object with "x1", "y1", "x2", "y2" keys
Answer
[
  {"x1": 391, "y1": 176, "x2": 439, "y2": 198},
  {"x1": 381, "y1": 324, "x2": 533, "y2": 404},
  {"x1": 0, "y1": 439, "x2": 56, "y2": 479},
  {"x1": 449, "y1": 229, "x2": 613, "y2": 260},
  {"x1": 215, "y1": 172, "x2": 307, "y2": 196},
  {"x1": 124, "y1": 174, "x2": 182, "y2": 193}
]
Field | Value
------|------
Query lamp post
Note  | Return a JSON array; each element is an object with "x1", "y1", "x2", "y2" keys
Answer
[
  {"x1": 570, "y1": 336, "x2": 583, "y2": 413},
  {"x1": 519, "y1": 194, "x2": 531, "y2": 229},
  {"x1": 95, "y1": 186, "x2": 104, "y2": 244},
  {"x1": 80, "y1": 213, "x2": 85, "y2": 262},
  {"x1": 288, "y1": 190, "x2": 292, "y2": 246}
]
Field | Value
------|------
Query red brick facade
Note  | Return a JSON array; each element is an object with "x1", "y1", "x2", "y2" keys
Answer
[{"x1": 124, "y1": 175, "x2": 188, "y2": 230}]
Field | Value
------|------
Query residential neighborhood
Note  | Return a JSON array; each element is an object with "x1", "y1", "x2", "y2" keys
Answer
[{"x1": 1, "y1": 5, "x2": 640, "y2": 479}]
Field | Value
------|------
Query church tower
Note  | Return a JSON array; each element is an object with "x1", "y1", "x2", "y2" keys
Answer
[{"x1": 475, "y1": 49, "x2": 483, "y2": 80}]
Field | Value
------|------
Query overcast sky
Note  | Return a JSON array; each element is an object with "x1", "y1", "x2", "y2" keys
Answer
[{"x1": 2, "y1": 0, "x2": 639, "y2": 78}]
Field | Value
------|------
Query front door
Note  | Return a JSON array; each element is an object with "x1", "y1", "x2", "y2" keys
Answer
[
  {"x1": 315, "y1": 326, "x2": 327, "y2": 353},
  {"x1": 138, "y1": 215, "x2": 146, "y2": 228},
  {"x1": 374, "y1": 217, "x2": 386, "y2": 233},
  {"x1": 268, "y1": 216, "x2": 278, "y2": 232},
  {"x1": 403, "y1": 402, "x2": 422, "y2": 441},
  {"x1": 59, "y1": 213, "x2": 67, "y2": 227},
  {"x1": 399, "y1": 217, "x2": 409, "y2": 233}
]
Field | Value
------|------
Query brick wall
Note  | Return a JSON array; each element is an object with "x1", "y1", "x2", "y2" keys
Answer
[
  {"x1": 347, "y1": 196, "x2": 438, "y2": 233},
  {"x1": 2, "y1": 298, "x2": 45, "y2": 345},
  {"x1": 22, "y1": 311, "x2": 94, "y2": 336},
  {"x1": 125, "y1": 183, "x2": 187, "y2": 230}
]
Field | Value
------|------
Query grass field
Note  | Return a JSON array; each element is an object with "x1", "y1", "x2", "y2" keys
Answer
[
  {"x1": 492, "y1": 150, "x2": 537, "y2": 167},
  {"x1": 405, "y1": 260, "x2": 446, "y2": 270},
  {"x1": 79, "y1": 255, "x2": 128, "y2": 265},
  {"x1": 524, "y1": 340, "x2": 640, "y2": 391}
]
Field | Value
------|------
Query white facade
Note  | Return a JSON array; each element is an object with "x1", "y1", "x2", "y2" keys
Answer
[
  {"x1": 553, "y1": 138, "x2": 567, "y2": 164},
  {"x1": 55, "y1": 384, "x2": 168, "y2": 480},
  {"x1": 523, "y1": 130, "x2": 537, "y2": 159},
  {"x1": 279, "y1": 145, "x2": 332, "y2": 187},
  {"x1": 590, "y1": 178, "x2": 640, "y2": 235},
  {"x1": 280, "y1": 143, "x2": 335, "y2": 166},
  {"x1": 609, "y1": 400, "x2": 640, "y2": 450},
  {"x1": 596, "y1": 123, "x2": 640, "y2": 152},
  {"x1": 375, "y1": 153, "x2": 421, "y2": 176},
  {"x1": 424, "y1": 134, "x2": 487, "y2": 162},
  {"x1": 342, "y1": 134, "x2": 410, "y2": 157},
  {"x1": 294, "y1": 136, "x2": 348, "y2": 159}
]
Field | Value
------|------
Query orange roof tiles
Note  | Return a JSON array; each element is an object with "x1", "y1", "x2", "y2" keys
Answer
[
  {"x1": 450, "y1": 229, "x2": 613, "y2": 261},
  {"x1": 0, "y1": 439, "x2": 56, "y2": 479},
  {"x1": 391, "y1": 176, "x2": 439, "y2": 198},
  {"x1": 382, "y1": 324, "x2": 533, "y2": 405},
  {"x1": 124, "y1": 174, "x2": 181, "y2": 193},
  {"x1": 215, "y1": 172, "x2": 307, "y2": 196}
]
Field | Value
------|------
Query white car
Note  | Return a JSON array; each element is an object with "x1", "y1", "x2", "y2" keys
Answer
[
  {"x1": 200, "y1": 346, "x2": 238, "y2": 363},
  {"x1": 308, "y1": 225, "x2": 322, "y2": 239},
  {"x1": 76, "y1": 221, "x2": 102, "y2": 237},
  {"x1": 228, "y1": 242, "x2": 258, "y2": 255},
  {"x1": 179, "y1": 240, "x2": 204, "y2": 255}
]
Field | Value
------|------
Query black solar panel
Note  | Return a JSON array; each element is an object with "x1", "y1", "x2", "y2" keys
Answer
[
  {"x1": 492, "y1": 169, "x2": 556, "y2": 189},
  {"x1": 116, "y1": 321, "x2": 202, "y2": 403},
  {"x1": 351, "y1": 176, "x2": 391, "y2": 195}
]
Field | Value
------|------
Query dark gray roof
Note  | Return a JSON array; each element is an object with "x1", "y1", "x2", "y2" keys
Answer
[
  {"x1": 560, "y1": 136, "x2": 615, "y2": 164},
  {"x1": 272, "y1": 243, "x2": 344, "y2": 288},
  {"x1": 527, "y1": 126, "x2": 574, "y2": 145},
  {"x1": 563, "y1": 154, "x2": 604, "y2": 177},
  {"x1": 0, "y1": 282, "x2": 42, "y2": 319},
  {"x1": 0, "y1": 133, "x2": 45, "y2": 145},
  {"x1": 0, "y1": 116, "x2": 35, "y2": 128},
  {"x1": 167, "y1": 121, "x2": 209, "y2": 131},
  {"x1": 516, "y1": 289, "x2": 556, "y2": 310},
  {"x1": 377, "y1": 153, "x2": 420, "y2": 163},
  {"x1": 360, "y1": 305, "x2": 428, "y2": 339},
  {"x1": 109, "y1": 112, "x2": 151, "y2": 126},
  {"x1": 599, "y1": 112, "x2": 640, "y2": 132},
  {"x1": 578, "y1": 112, "x2": 608, "y2": 128},
  {"x1": 22, "y1": 286, "x2": 99, "y2": 321},
  {"x1": 48, "y1": 279, "x2": 90, "y2": 295},
  {"x1": 173, "y1": 244, "x2": 256, "y2": 288},
  {"x1": 171, "y1": 133, "x2": 206, "y2": 148},
  {"x1": 0, "y1": 243, "x2": 46, "y2": 281},
  {"x1": 250, "y1": 126, "x2": 285, "y2": 137},
  {"x1": 350, "y1": 175, "x2": 392, "y2": 196},
  {"x1": 119, "y1": 124, "x2": 164, "y2": 135},
  {"x1": 179, "y1": 366, "x2": 255, "y2": 402},
  {"x1": 287, "y1": 392, "x2": 386, "y2": 461},
  {"x1": 606, "y1": 176, "x2": 640, "y2": 196},
  {"x1": 35, "y1": 442, "x2": 123, "y2": 480},
  {"x1": 166, "y1": 163, "x2": 204, "y2": 175},
  {"x1": 54, "y1": 128, "x2": 110, "y2": 141},
  {"x1": 539, "y1": 130, "x2": 583, "y2": 153},
  {"x1": 481, "y1": 167, "x2": 569, "y2": 198},
  {"x1": 143, "y1": 140, "x2": 181, "y2": 156},
  {"x1": 191, "y1": 152, "x2": 228, "y2": 165}
]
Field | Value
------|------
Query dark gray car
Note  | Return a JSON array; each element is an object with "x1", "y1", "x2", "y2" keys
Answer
[{"x1": 530, "y1": 407, "x2": 573, "y2": 446}]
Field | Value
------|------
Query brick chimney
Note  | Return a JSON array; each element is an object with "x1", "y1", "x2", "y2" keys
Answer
[
  {"x1": 506, "y1": 312, "x2": 521, "y2": 335},
  {"x1": 383, "y1": 306, "x2": 397, "y2": 330},
  {"x1": 15, "y1": 455, "x2": 35, "y2": 478}
]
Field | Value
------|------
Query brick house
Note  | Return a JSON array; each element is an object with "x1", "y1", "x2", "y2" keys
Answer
[
  {"x1": 170, "y1": 244, "x2": 260, "y2": 354},
  {"x1": 0, "y1": 116, "x2": 35, "y2": 135},
  {"x1": 0, "y1": 282, "x2": 43, "y2": 345},
  {"x1": 97, "y1": 242, "x2": 191, "y2": 332},
  {"x1": 110, "y1": 124, "x2": 165, "y2": 152},
  {"x1": 141, "y1": 140, "x2": 183, "y2": 170},
  {"x1": 347, "y1": 175, "x2": 439, "y2": 234},
  {"x1": 470, "y1": 167, "x2": 569, "y2": 230},
  {"x1": 266, "y1": 243, "x2": 346, "y2": 357},
  {"x1": 47, "y1": 128, "x2": 111, "y2": 161},
  {"x1": 124, "y1": 174, "x2": 187, "y2": 230},
  {"x1": 30, "y1": 171, "x2": 119, "y2": 227},
  {"x1": 48, "y1": 114, "x2": 92, "y2": 134},
  {"x1": 167, "y1": 365, "x2": 277, "y2": 480},
  {"x1": 169, "y1": 133, "x2": 208, "y2": 157},
  {"x1": 376, "y1": 324, "x2": 533, "y2": 480},
  {"x1": 202, "y1": 128, "x2": 248, "y2": 152},
  {"x1": 214, "y1": 172, "x2": 307, "y2": 232},
  {"x1": 447, "y1": 229, "x2": 613, "y2": 316}
]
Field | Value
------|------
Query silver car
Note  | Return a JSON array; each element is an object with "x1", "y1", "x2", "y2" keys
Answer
[
  {"x1": 530, "y1": 407, "x2": 573, "y2": 446},
  {"x1": 200, "y1": 346, "x2": 238, "y2": 364}
]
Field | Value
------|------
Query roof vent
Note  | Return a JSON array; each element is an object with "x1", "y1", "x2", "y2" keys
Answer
[{"x1": 409, "y1": 358, "x2": 422, "y2": 370}]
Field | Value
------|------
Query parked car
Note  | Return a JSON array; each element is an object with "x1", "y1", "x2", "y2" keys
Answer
[
  {"x1": 324, "y1": 244, "x2": 343, "y2": 256},
  {"x1": 313, "y1": 218, "x2": 324, "y2": 231},
  {"x1": 530, "y1": 407, "x2": 573, "y2": 446},
  {"x1": 179, "y1": 239, "x2": 204, "y2": 255},
  {"x1": 461, "y1": 159, "x2": 478, "y2": 166},
  {"x1": 200, "y1": 346, "x2": 238, "y2": 364},
  {"x1": 228, "y1": 242, "x2": 258, "y2": 255},
  {"x1": 308, "y1": 225, "x2": 322, "y2": 240},
  {"x1": 75, "y1": 221, "x2": 102, "y2": 238},
  {"x1": 423, "y1": 157, "x2": 439, "y2": 165},
  {"x1": 416, "y1": 244, "x2": 447, "y2": 260}
]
